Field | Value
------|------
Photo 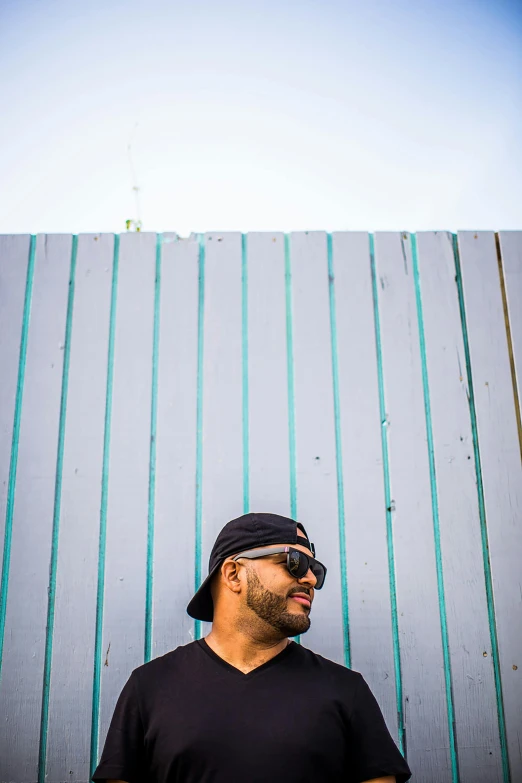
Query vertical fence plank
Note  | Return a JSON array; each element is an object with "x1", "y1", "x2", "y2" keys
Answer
[
  {"x1": 498, "y1": 231, "x2": 522, "y2": 423},
  {"x1": 458, "y1": 231, "x2": 522, "y2": 781},
  {"x1": 290, "y1": 232, "x2": 343, "y2": 664},
  {"x1": 152, "y1": 234, "x2": 199, "y2": 657},
  {"x1": 44, "y1": 234, "x2": 114, "y2": 782},
  {"x1": 247, "y1": 232, "x2": 291, "y2": 516},
  {"x1": 0, "y1": 235, "x2": 72, "y2": 782},
  {"x1": 0, "y1": 234, "x2": 31, "y2": 639},
  {"x1": 375, "y1": 232, "x2": 451, "y2": 781},
  {"x1": 199, "y1": 232, "x2": 243, "y2": 635},
  {"x1": 332, "y1": 232, "x2": 399, "y2": 738},
  {"x1": 416, "y1": 231, "x2": 504, "y2": 782},
  {"x1": 96, "y1": 233, "x2": 156, "y2": 754}
]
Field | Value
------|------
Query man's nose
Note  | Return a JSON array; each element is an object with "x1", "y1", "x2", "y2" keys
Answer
[{"x1": 298, "y1": 567, "x2": 317, "y2": 589}]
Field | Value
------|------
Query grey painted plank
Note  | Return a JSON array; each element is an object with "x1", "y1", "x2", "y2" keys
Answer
[
  {"x1": 97, "y1": 232, "x2": 156, "y2": 753},
  {"x1": 498, "y1": 231, "x2": 522, "y2": 418},
  {"x1": 0, "y1": 234, "x2": 72, "y2": 782},
  {"x1": 375, "y1": 232, "x2": 451, "y2": 781},
  {"x1": 331, "y1": 232, "x2": 399, "y2": 739},
  {"x1": 457, "y1": 231, "x2": 522, "y2": 780},
  {"x1": 290, "y1": 232, "x2": 344, "y2": 664},
  {"x1": 152, "y1": 234, "x2": 199, "y2": 658},
  {"x1": 416, "y1": 231, "x2": 503, "y2": 782},
  {"x1": 199, "y1": 232, "x2": 243, "y2": 633},
  {"x1": 0, "y1": 235, "x2": 31, "y2": 594},
  {"x1": 45, "y1": 234, "x2": 114, "y2": 782},
  {"x1": 247, "y1": 232, "x2": 291, "y2": 516}
]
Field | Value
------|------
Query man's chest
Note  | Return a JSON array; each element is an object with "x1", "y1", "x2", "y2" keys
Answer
[{"x1": 142, "y1": 678, "x2": 350, "y2": 782}]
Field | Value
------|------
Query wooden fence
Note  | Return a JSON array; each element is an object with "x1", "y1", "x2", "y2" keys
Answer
[{"x1": 0, "y1": 231, "x2": 521, "y2": 783}]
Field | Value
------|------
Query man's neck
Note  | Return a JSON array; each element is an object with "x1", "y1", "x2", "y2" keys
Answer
[{"x1": 204, "y1": 624, "x2": 289, "y2": 674}]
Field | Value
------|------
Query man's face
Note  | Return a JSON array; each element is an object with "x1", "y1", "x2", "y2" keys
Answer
[{"x1": 242, "y1": 530, "x2": 317, "y2": 637}]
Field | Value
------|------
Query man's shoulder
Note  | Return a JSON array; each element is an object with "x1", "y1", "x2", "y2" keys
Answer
[{"x1": 131, "y1": 639, "x2": 201, "y2": 683}]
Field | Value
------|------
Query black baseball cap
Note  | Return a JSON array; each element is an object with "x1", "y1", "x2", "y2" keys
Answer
[{"x1": 186, "y1": 512, "x2": 315, "y2": 622}]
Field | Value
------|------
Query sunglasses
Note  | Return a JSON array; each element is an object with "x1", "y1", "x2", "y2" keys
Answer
[{"x1": 232, "y1": 546, "x2": 327, "y2": 589}]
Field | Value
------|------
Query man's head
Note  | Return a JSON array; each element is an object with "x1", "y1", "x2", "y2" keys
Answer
[{"x1": 186, "y1": 513, "x2": 327, "y2": 639}]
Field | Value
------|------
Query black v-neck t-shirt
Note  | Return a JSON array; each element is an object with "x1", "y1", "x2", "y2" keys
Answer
[{"x1": 92, "y1": 639, "x2": 411, "y2": 783}]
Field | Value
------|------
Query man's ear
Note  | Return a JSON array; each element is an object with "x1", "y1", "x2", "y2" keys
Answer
[{"x1": 220, "y1": 559, "x2": 243, "y2": 595}]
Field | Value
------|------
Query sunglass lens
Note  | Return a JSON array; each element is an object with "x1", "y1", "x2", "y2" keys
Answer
[
  {"x1": 288, "y1": 550, "x2": 326, "y2": 588},
  {"x1": 288, "y1": 549, "x2": 305, "y2": 577}
]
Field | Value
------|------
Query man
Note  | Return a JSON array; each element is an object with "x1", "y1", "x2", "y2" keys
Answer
[{"x1": 92, "y1": 512, "x2": 411, "y2": 783}]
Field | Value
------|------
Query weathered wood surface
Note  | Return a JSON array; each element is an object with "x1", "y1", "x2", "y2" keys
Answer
[
  {"x1": 290, "y1": 232, "x2": 344, "y2": 665},
  {"x1": 375, "y1": 232, "x2": 451, "y2": 781},
  {"x1": 0, "y1": 235, "x2": 30, "y2": 595},
  {"x1": 199, "y1": 232, "x2": 244, "y2": 638},
  {"x1": 45, "y1": 234, "x2": 113, "y2": 782},
  {"x1": 498, "y1": 232, "x2": 522, "y2": 421},
  {"x1": 0, "y1": 231, "x2": 520, "y2": 783},
  {"x1": 457, "y1": 231, "x2": 522, "y2": 783},
  {"x1": 96, "y1": 232, "x2": 156, "y2": 755},
  {"x1": 0, "y1": 235, "x2": 72, "y2": 781},
  {"x1": 152, "y1": 233, "x2": 199, "y2": 658},
  {"x1": 247, "y1": 232, "x2": 291, "y2": 516},
  {"x1": 332, "y1": 231, "x2": 398, "y2": 742},
  {"x1": 416, "y1": 231, "x2": 503, "y2": 781}
]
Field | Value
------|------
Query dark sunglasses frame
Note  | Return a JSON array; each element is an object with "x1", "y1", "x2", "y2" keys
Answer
[{"x1": 232, "y1": 546, "x2": 327, "y2": 589}]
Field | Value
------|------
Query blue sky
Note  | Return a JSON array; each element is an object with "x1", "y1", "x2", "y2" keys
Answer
[{"x1": 0, "y1": 0, "x2": 520, "y2": 234}]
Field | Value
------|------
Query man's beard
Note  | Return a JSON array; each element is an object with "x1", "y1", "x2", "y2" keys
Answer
[{"x1": 245, "y1": 566, "x2": 311, "y2": 637}]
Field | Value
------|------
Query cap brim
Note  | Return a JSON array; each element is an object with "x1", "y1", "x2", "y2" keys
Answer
[{"x1": 186, "y1": 562, "x2": 222, "y2": 622}]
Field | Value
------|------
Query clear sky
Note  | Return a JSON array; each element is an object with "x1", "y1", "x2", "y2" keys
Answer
[{"x1": 0, "y1": 0, "x2": 520, "y2": 235}]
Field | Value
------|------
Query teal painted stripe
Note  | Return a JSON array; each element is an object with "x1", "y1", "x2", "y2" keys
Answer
[
  {"x1": 326, "y1": 234, "x2": 350, "y2": 668},
  {"x1": 90, "y1": 234, "x2": 120, "y2": 776},
  {"x1": 194, "y1": 234, "x2": 206, "y2": 642},
  {"x1": 284, "y1": 234, "x2": 297, "y2": 519},
  {"x1": 38, "y1": 235, "x2": 78, "y2": 782},
  {"x1": 0, "y1": 235, "x2": 36, "y2": 678},
  {"x1": 284, "y1": 234, "x2": 299, "y2": 644},
  {"x1": 368, "y1": 233, "x2": 406, "y2": 756},
  {"x1": 452, "y1": 234, "x2": 511, "y2": 783},
  {"x1": 242, "y1": 233, "x2": 250, "y2": 514},
  {"x1": 411, "y1": 233, "x2": 459, "y2": 782},
  {"x1": 145, "y1": 235, "x2": 162, "y2": 663}
]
